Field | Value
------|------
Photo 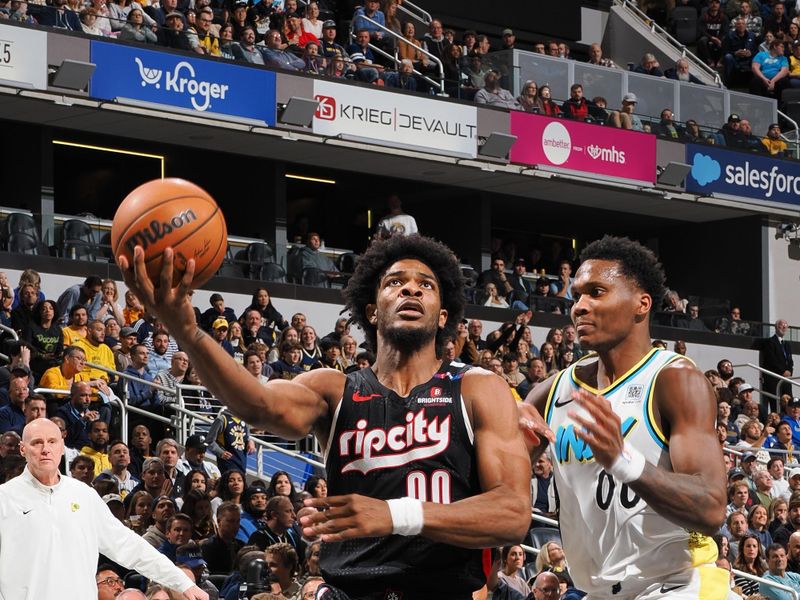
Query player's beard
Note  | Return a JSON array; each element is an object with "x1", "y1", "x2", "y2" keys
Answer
[{"x1": 381, "y1": 318, "x2": 438, "y2": 354}]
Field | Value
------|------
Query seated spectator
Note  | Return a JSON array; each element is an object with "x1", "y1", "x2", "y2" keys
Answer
[
  {"x1": 124, "y1": 343, "x2": 157, "y2": 409},
  {"x1": 346, "y1": 29, "x2": 383, "y2": 82},
  {"x1": 218, "y1": 23, "x2": 235, "y2": 60},
  {"x1": 299, "y1": 232, "x2": 339, "y2": 284},
  {"x1": 736, "y1": 0, "x2": 763, "y2": 37},
  {"x1": 423, "y1": 19, "x2": 450, "y2": 64},
  {"x1": 634, "y1": 52, "x2": 665, "y2": 76},
  {"x1": 722, "y1": 18, "x2": 758, "y2": 85},
  {"x1": 384, "y1": 59, "x2": 417, "y2": 91},
  {"x1": 302, "y1": 41, "x2": 324, "y2": 75},
  {"x1": 765, "y1": 0, "x2": 791, "y2": 38},
  {"x1": 762, "y1": 122, "x2": 790, "y2": 155},
  {"x1": 80, "y1": 7, "x2": 104, "y2": 35},
  {"x1": 653, "y1": 108, "x2": 681, "y2": 138},
  {"x1": 561, "y1": 83, "x2": 590, "y2": 120},
  {"x1": 158, "y1": 513, "x2": 193, "y2": 561},
  {"x1": 788, "y1": 39, "x2": 800, "y2": 87},
  {"x1": 717, "y1": 306, "x2": 752, "y2": 335},
  {"x1": 146, "y1": 330, "x2": 174, "y2": 373},
  {"x1": 62, "y1": 304, "x2": 89, "y2": 348},
  {"x1": 37, "y1": 0, "x2": 82, "y2": 30},
  {"x1": 698, "y1": 0, "x2": 730, "y2": 67},
  {"x1": 751, "y1": 39, "x2": 790, "y2": 100},
  {"x1": 475, "y1": 70, "x2": 519, "y2": 109},
  {"x1": 248, "y1": 496, "x2": 304, "y2": 559},
  {"x1": 233, "y1": 26, "x2": 266, "y2": 65},
  {"x1": 740, "y1": 118, "x2": 767, "y2": 151},
  {"x1": 532, "y1": 41, "x2": 546, "y2": 54},
  {"x1": 587, "y1": 42, "x2": 617, "y2": 68},
  {"x1": 40, "y1": 345, "x2": 91, "y2": 399},
  {"x1": 201, "y1": 502, "x2": 243, "y2": 574},
  {"x1": 516, "y1": 80, "x2": 541, "y2": 113},
  {"x1": 191, "y1": 8, "x2": 219, "y2": 56},
  {"x1": 682, "y1": 119, "x2": 712, "y2": 144},
  {"x1": 270, "y1": 341, "x2": 305, "y2": 380},
  {"x1": 559, "y1": 41, "x2": 570, "y2": 59},
  {"x1": 157, "y1": 11, "x2": 191, "y2": 50},
  {"x1": 483, "y1": 283, "x2": 509, "y2": 309},
  {"x1": 228, "y1": 1, "x2": 254, "y2": 40},
  {"x1": 284, "y1": 11, "x2": 318, "y2": 49},
  {"x1": 546, "y1": 40, "x2": 560, "y2": 57},
  {"x1": 718, "y1": 113, "x2": 745, "y2": 147},
  {"x1": 154, "y1": 351, "x2": 189, "y2": 406},
  {"x1": 75, "y1": 320, "x2": 116, "y2": 382},
  {"x1": 398, "y1": 21, "x2": 428, "y2": 70},
  {"x1": 463, "y1": 53, "x2": 491, "y2": 96},
  {"x1": 760, "y1": 544, "x2": 800, "y2": 596},
  {"x1": 23, "y1": 300, "x2": 63, "y2": 381},
  {"x1": 319, "y1": 20, "x2": 345, "y2": 60},
  {"x1": 0, "y1": 378, "x2": 27, "y2": 435},
  {"x1": 80, "y1": 419, "x2": 111, "y2": 477},
  {"x1": 607, "y1": 93, "x2": 644, "y2": 130},
  {"x1": 352, "y1": 0, "x2": 385, "y2": 46}
]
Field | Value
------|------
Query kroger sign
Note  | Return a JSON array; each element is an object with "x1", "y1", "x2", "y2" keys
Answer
[
  {"x1": 685, "y1": 144, "x2": 800, "y2": 207},
  {"x1": 89, "y1": 41, "x2": 276, "y2": 125}
]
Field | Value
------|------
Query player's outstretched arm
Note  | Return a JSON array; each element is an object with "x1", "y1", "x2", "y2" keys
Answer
[
  {"x1": 118, "y1": 247, "x2": 335, "y2": 438},
  {"x1": 570, "y1": 362, "x2": 726, "y2": 536}
]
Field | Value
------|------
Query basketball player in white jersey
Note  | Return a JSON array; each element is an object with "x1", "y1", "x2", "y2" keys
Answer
[{"x1": 522, "y1": 236, "x2": 728, "y2": 599}]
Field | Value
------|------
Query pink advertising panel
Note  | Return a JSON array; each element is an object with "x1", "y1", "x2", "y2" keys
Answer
[{"x1": 509, "y1": 111, "x2": 656, "y2": 184}]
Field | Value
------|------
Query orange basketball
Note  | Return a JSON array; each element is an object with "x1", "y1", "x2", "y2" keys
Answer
[{"x1": 112, "y1": 178, "x2": 227, "y2": 289}]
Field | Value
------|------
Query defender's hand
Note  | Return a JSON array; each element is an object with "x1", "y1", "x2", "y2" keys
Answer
[{"x1": 569, "y1": 389, "x2": 624, "y2": 469}]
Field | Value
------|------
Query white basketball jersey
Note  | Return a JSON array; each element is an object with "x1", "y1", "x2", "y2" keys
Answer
[{"x1": 544, "y1": 348, "x2": 720, "y2": 597}]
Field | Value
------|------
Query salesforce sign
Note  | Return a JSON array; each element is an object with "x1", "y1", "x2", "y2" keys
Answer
[
  {"x1": 685, "y1": 144, "x2": 800, "y2": 207},
  {"x1": 89, "y1": 41, "x2": 276, "y2": 125}
]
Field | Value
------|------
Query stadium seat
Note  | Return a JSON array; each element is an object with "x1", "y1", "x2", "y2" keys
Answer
[
  {"x1": 245, "y1": 241, "x2": 275, "y2": 280},
  {"x1": 0, "y1": 212, "x2": 44, "y2": 253},
  {"x1": 61, "y1": 218, "x2": 98, "y2": 261},
  {"x1": 8, "y1": 232, "x2": 41, "y2": 255},
  {"x1": 336, "y1": 252, "x2": 358, "y2": 274},
  {"x1": 286, "y1": 246, "x2": 304, "y2": 284},
  {"x1": 671, "y1": 6, "x2": 699, "y2": 46},
  {"x1": 261, "y1": 262, "x2": 287, "y2": 282},
  {"x1": 525, "y1": 526, "x2": 562, "y2": 551}
]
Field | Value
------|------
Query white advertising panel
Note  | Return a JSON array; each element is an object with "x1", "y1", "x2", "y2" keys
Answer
[
  {"x1": 312, "y1": 79, "x2": 477, "y2": 158},
  {"x1": 0, "y1": 24, "x2": 47, "y2": 89}
]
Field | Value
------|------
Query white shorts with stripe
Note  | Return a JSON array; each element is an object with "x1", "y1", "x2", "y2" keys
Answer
[{"x1": 585, "y1": 565, "x2": 731, "y2": 600}]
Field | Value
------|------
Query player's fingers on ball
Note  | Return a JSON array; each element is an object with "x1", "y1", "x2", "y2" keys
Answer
[
  {"x1": 157, "y1": 247, "x2": 175, "y2": 293},
  {"x1": 178, "y1": 258, "x2": 196, "y2": 293},
  {"x1": 303, "y1": 497, "x2": 328, "y2": 509}
]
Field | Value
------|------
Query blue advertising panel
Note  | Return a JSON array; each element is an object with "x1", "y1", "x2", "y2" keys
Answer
[
  {"x1": 89, "y1": 41, "x2": 276, "y2": 125},
  {"x1": 685, "y1": 143, "x2": 800, "y2": 207}
]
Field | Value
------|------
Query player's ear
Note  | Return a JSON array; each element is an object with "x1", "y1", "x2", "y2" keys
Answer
[
  {"x1": 634, "y1": 292, "x2": 652, "y2": 321},
  {"x1": 438, "y1": 308, "x2": 448, "y2": 329},
  {"x1": 366, "y1": 304, "x2": 378, "y2": 325}
]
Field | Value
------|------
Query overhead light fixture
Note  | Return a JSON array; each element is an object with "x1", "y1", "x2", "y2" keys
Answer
[
  {"x1": 285, "y1": 173, "x2": 336, "y2": 185},
  {"x1": 478, "y1": 132, "x2": 517, "y2": 159},
  {"x1": 279, "y1": 97, "x2": 320, "y2": 127},
  {"x1": 656, "y1": 161, "x2": 691, "y2": 189},
  {"x1": 51, "y1": 60, "x2": 96, "y2": 91}
]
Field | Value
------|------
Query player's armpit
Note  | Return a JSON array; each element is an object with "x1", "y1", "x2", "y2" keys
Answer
[
  {"x1": 421, "y1": 371, "x2": 532, "y2": 548},
  {"x1": 629, "y1": 363, "x2": 727, "y2": 536}
]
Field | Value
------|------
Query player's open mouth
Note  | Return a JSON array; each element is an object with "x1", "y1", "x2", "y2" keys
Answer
[{"x1": 397, "y1": 300, "x2": 424, "y2": 316}]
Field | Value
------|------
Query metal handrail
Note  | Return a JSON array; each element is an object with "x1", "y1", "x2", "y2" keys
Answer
[
  {"x1": 350, "y1": 14, "x2": 445, "y2": 94},
  {"x1": 531, "y1": 513, "x2": 560, "y2": 527},
  {"x1": 731, "y1": 568, "x2": 800, "y2": 600},
  {"x1": 614, "y1": 0, "x2": 722, "y2": 86},
  {"x1": 0, "y1": 324, "x2": 18, "y2": 341},
  {"x1": 396, "y1": 0, "x2": 432, "y2": 26},
  {"x1": 732, "y1": 363, "x2": 800, "y2": 390}
]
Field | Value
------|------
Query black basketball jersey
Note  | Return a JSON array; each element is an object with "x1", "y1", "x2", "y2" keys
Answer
[{"x1": 320, "y1": 361, "x2": 485, "y2": 598}]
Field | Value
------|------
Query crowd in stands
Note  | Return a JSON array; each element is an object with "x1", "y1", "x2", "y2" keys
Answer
[{"x1": 2, "y1": 0, "x2": 792, "y2": 154}]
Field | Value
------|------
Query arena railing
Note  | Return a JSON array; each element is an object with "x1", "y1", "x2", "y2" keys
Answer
[
  {"x1": 485, "y1": 49, "x2": 783, "y2": 143},
  {"x1": 0, "y1": 324, "x2": 19, "y2": 342},
  {"x1": 82, "y1": 360, "x2": 324, "y2": 482},
  {"x1": 396, "y1": 0, "x2": 432, "y2": 27},
  {"x1": 732, "y1": 363, "x2": 800, "y2": 393},
  {"x1": 349, "y1": 14, "x2": 445, "y2": 94}
]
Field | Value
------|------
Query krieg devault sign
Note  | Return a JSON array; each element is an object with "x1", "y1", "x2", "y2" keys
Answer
[{"x1": 312, "y1": 79, "x2": 478, "y2": 158}]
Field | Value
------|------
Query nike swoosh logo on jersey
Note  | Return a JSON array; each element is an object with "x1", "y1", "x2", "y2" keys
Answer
[
  {"x1": 659, "y1": 583, "x2": 686, "y2": 593},
  {"x1": 553, "y1": 396, "x2": 574, "y2": 407},
  {"x1": 22, "y1": 510, "x2": 32, "y2": 515},
  {"x1": 352, "y1": 392, "x2": 382, "y2": 402}
]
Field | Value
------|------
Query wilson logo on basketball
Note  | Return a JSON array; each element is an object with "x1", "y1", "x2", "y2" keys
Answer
[{"x1": 124, "y1": 209, "x2": 198, "y2": 254}]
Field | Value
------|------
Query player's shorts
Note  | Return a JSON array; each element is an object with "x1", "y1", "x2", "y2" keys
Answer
[{"x1": 586, "y1": 565, "x2": 731, "y2": 600}]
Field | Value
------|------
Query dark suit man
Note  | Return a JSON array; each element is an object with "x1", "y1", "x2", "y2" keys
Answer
[{"x1": 761, "y1": 319, "x2": 794, "y2": 412}]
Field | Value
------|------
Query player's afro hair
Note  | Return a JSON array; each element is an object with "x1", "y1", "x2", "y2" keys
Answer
[
  {"x1": 579, "y1": 235, "x2": 666, "y2": 312},
  {"x1": 342, "y1": 234, "x2": 465, "y2": 354}
]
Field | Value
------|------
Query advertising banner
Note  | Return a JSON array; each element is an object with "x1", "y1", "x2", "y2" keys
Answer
[
  {"x1": 312, "y1": 80, "x2": 478, "y2": 158},
  {"x1": 89, "y1": 41, "x2": 276, "y2": 125},
  {"x1": 0, "y1": 23, "x2": 47, "y2": 89},
  {"x1": 509, "y1": 111, "x2": 656, "y2": 184},
  {"x1": 685, "y1": 144, "x2": 800, "y2": 206}
]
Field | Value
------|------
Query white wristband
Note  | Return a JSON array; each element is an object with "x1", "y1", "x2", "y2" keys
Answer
[
  {"x1": 608, "y1": 442, "x2": 646, "y2": 483},
  {"x1": 386, "y1": 497, "x2": 424, "y2": 536}
]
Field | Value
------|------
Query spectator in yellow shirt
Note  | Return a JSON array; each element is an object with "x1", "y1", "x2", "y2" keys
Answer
[
  {"x1": 80, "y1": 418, "x2": 112, "y2": 477},
  {"x1": 62, "y1": 305, "x2": 89, "y2": 347},
  {"x1": 39, "y1": 346, "x2": 91, "y2": 397},
  {"x1": 762, "y1": 122, "x2": 789, "y2": 156},
  {"x1": 75, "y1": 320, "x2": 116, "y2": 382}
]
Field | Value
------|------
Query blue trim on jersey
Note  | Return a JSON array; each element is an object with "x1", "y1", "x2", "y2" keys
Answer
[
  {"x1": 544, "y1": 369, "x2": 570, "y2": 427},
  {"x1": 603, "y1": 348, "x2": 662, "y2": 397}
]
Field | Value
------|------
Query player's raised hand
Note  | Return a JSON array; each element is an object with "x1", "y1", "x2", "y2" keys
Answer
[
  {"x1": 300, "y1": 494, "x2": 394, "y2": 542},
  {"x1": 117, "y1": 246, "x2": 197, "y2": 337},
  {"x1": 181, "y1": 585, "x2": 209, "y2": 599},
  {"x1": 569, "y1": 389, "x2": 624, "y2": 468}
]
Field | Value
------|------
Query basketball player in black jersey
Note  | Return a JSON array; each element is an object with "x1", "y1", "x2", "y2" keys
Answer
[{"x1": 119, "y1": 235, "x2": 552, "y2": 599}]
